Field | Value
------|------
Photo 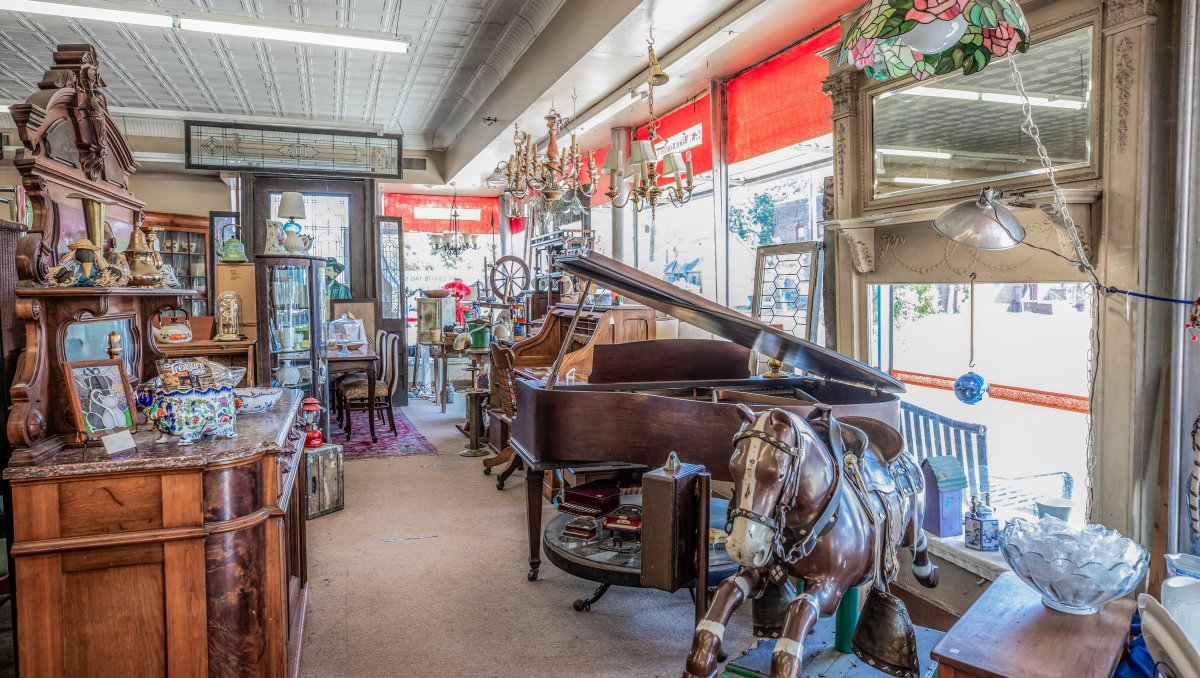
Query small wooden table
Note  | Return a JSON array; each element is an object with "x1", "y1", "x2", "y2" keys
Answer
[
  {"x1": 325, "y1": 345, "x2": 380, "y2": 442},
  {"x1": 157, "y1": 337, "x2": 257, "y2": 386},
  {"x1": 931, "y1": 571, "x2": 1135, "y2": 678}
]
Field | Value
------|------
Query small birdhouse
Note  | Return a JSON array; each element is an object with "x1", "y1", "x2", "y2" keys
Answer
[{"x1": 921, "y1": 457, "x2": 967, "y2": 538}]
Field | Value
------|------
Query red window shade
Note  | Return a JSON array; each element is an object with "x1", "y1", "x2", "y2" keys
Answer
[
  {"x1": 727, "y1": 26, "x2": 840, "y2": 164},
  {"x1": 382, "y1": 193, "x2": 501, "y2": 234},
  {"x1": 636, "y1": 93, "x2": 712, "y2": 180},
  {"x1": 587, "y1": 145, "x2": 613, "y2": 207}
]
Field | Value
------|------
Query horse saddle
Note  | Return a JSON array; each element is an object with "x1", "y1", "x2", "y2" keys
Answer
[{"x1": 837, "y1": 416, "x2": 924, "y2": 501}]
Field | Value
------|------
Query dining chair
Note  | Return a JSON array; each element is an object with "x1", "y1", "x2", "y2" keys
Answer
[{"x1": 340, "y1": 332, "x2": 402, "y2": 439}]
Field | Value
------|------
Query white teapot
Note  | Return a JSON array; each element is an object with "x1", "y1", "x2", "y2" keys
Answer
[{"x1": 284, "y1": 231, "x2": 313, "y2": 254}]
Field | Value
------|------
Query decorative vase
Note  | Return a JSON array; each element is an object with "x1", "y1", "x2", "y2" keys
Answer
[
  {"x1": 274, "y1": 326, "x2": 296, "y2": 352},
  {"x1": 275, "y1": 363, "x2": 300, "y2": 387}
]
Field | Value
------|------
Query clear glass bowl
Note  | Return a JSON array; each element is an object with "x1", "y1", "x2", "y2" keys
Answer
[{"x1": 1000, "y1": 516, "x2": 1148, "y2": 615}]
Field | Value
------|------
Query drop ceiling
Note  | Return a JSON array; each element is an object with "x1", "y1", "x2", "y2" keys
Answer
[{"x1": 0, "y1": 0, "x2": 562, "y2": 149}]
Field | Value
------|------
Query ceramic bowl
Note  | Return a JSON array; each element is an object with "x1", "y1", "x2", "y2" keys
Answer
[
  {"x1": 235, "y1": 387, "x2": 284, "y2": 414},
  {"x1": 1000, "y1": 516, "x2": 1148, "y2": 615},
  {"x1": 346, "y1": 340, "x2": 366, "y2": 351},
  {"x1": 422, "y1": 289, "x2": 452, "y2": 298}
]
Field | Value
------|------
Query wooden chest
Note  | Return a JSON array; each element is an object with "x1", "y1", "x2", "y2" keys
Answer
[{"x1": 305, "y1": 444, "x2": 344, "y2": 519}]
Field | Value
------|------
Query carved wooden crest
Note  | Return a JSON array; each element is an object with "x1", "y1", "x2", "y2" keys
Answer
[{"x1": 8, "y1": 44, "x2": 144, "y2": 286}]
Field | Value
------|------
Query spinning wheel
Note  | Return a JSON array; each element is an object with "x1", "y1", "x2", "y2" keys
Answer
[{"x1": 490, "y1": 256, "x2": 530, "y2": 302}]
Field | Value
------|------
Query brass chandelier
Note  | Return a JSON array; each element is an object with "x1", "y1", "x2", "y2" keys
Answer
[
  {"x1": 604, "y1": 39, "x2": 695, "y2": 220},
  {"x1": 431, "y1": 187, "x2": 478, "y2": 256},
  {"x1": 491, "y1": 108, "x2": 598, "y2": 204}
]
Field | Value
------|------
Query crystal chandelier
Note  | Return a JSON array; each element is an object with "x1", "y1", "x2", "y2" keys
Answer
[
  {"x1": 490, "y1": 107, "x2": 599, "y2": 204},
  {"x1": 431, "y1": 187, "x2": 478, "y2": 257},
  {"x1": 604, "y1": 39, "x2": 695, "y2": 221}
]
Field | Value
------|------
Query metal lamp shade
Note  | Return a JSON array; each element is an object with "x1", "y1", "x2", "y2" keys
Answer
[
  {"x1": 933, "y1": 188, "x2": 1026, "y2": 250},
  {"x1": 278, "y1": 192, "x2": 307, "y2": 220}
]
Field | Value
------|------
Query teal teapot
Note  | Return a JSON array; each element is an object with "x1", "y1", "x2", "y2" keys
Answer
[{"x1": 219, "y1": 223, "x2": 248, "y2": 263}]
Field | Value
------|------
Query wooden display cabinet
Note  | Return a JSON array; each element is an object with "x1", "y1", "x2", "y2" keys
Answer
[{"x1": 143, "y1": 212, "x2": 213, "y2": 317}]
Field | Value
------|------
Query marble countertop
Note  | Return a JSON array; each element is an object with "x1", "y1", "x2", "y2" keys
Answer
[{"x1": 4, "y1": 389, "x2": 303, "y2": 481}]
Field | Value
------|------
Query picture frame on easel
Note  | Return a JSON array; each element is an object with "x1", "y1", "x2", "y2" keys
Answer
[{"x1": 62, "y1": 358, "x2": 138, "y2": 442}]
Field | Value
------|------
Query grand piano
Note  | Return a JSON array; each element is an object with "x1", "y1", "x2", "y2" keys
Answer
[{"x1": 510, "y1": 250, "x2": 905, "y2": 580}]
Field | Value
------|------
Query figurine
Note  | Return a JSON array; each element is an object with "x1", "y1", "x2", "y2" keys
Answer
[
  {"x1": 324, "y1": 257, "x2": 351, "y2": 299},
  {"x1": 159, "y1": 263, "x2": 181, "y2": 288},
  {"x1": 684, "y1": 406, "x2": 939, "y2": 678},
  {"x1": 47, "y1": 239, "x2": 128, "y2": 287}
]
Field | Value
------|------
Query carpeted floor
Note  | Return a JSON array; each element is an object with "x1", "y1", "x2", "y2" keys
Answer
[{"x1": 300, "y1": 397, "x2": 755, "y2": 678}]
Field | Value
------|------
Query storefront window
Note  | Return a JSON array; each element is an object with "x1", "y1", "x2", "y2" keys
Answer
[
  {"x1": 633, "y1": 175, "x2": 718, "y2": 300},
  {"x1": 869, "y1": 281, "x2": 1090, "y2": 518}
]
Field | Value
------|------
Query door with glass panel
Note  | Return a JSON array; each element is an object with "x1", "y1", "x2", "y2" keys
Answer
[{"x1": 377, "y1": 215, "x2": 408, "y2": 405}]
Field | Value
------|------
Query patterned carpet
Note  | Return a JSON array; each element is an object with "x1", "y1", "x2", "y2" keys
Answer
[{"x1": 333, "y1": 408, "x2": 439, "y2": 460}]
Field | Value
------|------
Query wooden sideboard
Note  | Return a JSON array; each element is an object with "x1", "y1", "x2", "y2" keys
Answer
[{"x1": 5, "y1": 390, "x2": 308, "y2": 678}]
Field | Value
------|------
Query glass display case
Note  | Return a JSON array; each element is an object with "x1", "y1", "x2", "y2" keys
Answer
[{"x1": 254, "y1": 254, "x2": 327, "y2": 410}]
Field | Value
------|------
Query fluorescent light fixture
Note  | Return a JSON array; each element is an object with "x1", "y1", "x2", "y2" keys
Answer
[
  {"x1": 0, "y1": 0, "x2": 171, "y2": 26},
  {"x1": 0, "y1": 0, "x2": 409, "y2": 53},
  {"x1": 892, "y1": 176, "x2": 953, "y2": 186},
  {"x1": 906, "y1": 86, "x2": 980, "y2": 101},
  {"x1": 878, "y1": 148, "x2": 954, "y2": 160},
  {"x1": 980, "y1": 92, "x2": 1084, "y2": 110},
  {"x1": 180, "y1": 17, "x2": 408, "y2": 53}
]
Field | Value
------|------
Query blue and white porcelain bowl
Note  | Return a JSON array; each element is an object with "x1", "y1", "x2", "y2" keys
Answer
[{"x1": 235, "y1": 387, "x2": 284, "y2": 414}]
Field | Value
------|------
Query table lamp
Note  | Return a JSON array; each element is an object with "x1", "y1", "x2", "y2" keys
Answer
[{"x1": 278, "y1": 192, "x2": 307, "y2": 236}]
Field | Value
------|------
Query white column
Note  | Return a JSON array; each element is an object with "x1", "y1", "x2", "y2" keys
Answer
[{"x1": 610, "y1": 127, "x2": 631, "y2": 263}]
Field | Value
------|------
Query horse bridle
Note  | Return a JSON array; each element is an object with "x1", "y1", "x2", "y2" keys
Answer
[{"x1": 726, "y1": 411, "x2": 845, "y2": 563}]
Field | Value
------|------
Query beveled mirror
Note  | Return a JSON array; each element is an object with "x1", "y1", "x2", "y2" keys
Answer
[{"x1": 871, "y1": 25, "x2": 1094, "y2": 199}]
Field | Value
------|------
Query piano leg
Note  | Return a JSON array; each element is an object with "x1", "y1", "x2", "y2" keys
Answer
[{"x1": 525, "y1": 468, "x2": 545, "y2": 581}]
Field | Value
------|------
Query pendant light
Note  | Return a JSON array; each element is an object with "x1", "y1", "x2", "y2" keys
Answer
[
  {"x1": 840, "y1": 0, "x2": 1029, "y2": 81},
  {"x1": 954, "y1": 273, "x2": 988, "y2": 405},
  {"x1": 934, "y1": 188, "x2": 1026, "y2": 250}
]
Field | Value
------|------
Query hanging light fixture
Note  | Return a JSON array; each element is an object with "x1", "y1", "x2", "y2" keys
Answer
[
  {"x1": 840, "y1": 0, "x2": 1029, "y2": 81},
  {"x1": 490, "y1": 108, "x2": 599, "y2": 205},
  {"x1": 432, "y1": 186, "x2": 478, "y2": 257},
  {"x1": 605, "y1": 37, "x2": 695, "y2": 222},
  {"x1": 933, "y1": 187, "x2": 1026, "y2": 250}
]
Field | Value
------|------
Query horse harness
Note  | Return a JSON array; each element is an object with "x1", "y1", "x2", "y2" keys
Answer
[{"x1": 726, "y1": 410, "x2": 846, "y2": 570}]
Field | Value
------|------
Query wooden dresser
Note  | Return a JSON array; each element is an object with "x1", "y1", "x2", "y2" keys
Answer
[{"x1": 4, "y1": 390, "x2": 309, "y2": 678}]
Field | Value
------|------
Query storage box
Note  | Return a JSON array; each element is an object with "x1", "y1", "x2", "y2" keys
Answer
[{"x1": 304, "y1": 443, "x2": 344, "y2": 519}]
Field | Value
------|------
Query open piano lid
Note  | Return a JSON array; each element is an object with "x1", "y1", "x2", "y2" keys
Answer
[{"x1": 555, "y1": 250, "x2": 904, "y2": 394}]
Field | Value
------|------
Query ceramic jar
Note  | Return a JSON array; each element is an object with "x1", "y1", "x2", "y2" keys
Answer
[{"x1": 145, "y1": 386, "x2": 238, "y2": 445}]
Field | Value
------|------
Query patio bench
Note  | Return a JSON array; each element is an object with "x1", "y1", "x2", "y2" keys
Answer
[{"x1": 899, "y1": 401, "x2": 1074, "y2": 512}]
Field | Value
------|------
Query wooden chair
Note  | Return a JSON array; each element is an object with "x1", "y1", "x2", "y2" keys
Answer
[
  {"x1": 482, "y1": 343, "x2": 523, "y2": 489},
  {"x1": 335, "y1": 330, "x2": 390, "y2": 429},
  {"x1": 899, "y1": 401, "x2": 1073, "y2": 511},
  {"x1": 340, "y1": 333, "x2": 402, "y2": 439}
]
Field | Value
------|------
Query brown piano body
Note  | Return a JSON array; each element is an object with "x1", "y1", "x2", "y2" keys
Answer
[
  {"x1": 508, "y1": 251, "x2": 905, "y2": 580},
  {"x1": 510, "y1": 304, "x2": 656, "y2": 381}
]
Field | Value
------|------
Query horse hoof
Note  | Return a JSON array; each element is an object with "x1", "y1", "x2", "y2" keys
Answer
[
  {"x1": 919, "y1": 565, "x2": 940, "y2": 589},
  {"x1": 483, "y1": 467, "x2": 492, "y2": 476},
  {"x1": 527, "y1": 568, "x2": 539, "y2": 581},
  {"x1": 497, "y1": 480, "x2": 505, "y2": 490}
]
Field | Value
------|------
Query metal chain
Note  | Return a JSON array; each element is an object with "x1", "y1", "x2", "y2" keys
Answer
[
  {"x1": 968, "y1": 273, "x2": 977, "y2": 368},
  {"x1": 1009, "y1": 57, "x2": 1099, "y2": 520}
]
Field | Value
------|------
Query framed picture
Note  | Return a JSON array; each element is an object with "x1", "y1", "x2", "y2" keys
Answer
[{"x1": 62, "y1": 359, "x2": 138, "y2": 440}]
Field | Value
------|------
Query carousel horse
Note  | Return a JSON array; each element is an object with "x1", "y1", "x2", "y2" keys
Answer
[{"x1": 683, "y1": 404, "x2": 940, "y2": 678}]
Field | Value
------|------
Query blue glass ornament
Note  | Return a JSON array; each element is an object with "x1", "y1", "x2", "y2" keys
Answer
[{"x1": 954, "y1": 371, "x2": 988, "y2": 405}]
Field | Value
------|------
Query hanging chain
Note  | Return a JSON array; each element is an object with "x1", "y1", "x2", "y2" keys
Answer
[
  {"x1": 1009, "y1": 57, "x2": 1100, "y2": 520},
  {"x1": 968, "y1": 273, "x2": 977, "y2": 368}
]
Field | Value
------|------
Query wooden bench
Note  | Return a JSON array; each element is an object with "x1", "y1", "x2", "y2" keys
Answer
[{"x1": 899, "y1": 401, "x2": 1073, "y2": 511}]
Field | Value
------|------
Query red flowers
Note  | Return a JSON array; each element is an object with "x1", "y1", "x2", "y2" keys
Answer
[{"x1": 907, "y1": 0, "x2": 967, "y2": 24}]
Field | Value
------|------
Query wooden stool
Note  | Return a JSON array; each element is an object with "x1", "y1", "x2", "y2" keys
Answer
[{"x1": 931, "y1": 571, "x2": 1135, "y2": 677}]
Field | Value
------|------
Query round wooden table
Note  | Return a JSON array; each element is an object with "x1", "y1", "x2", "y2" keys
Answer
[{"x1": 541, "y1": 496, "x2": 737, "y2": 612}]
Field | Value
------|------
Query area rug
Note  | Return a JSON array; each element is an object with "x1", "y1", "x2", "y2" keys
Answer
[{"x1": 332, "y1": 409, "x2": 439, "y2": 460}]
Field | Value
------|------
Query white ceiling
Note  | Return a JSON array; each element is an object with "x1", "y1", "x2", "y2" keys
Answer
[{"x1": 0, "y1": 0, "x2": 561, "y2": 149}]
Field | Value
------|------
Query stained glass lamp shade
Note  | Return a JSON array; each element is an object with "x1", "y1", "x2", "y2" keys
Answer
[{"x1": 840, "y1": 0, "x2": 1029, "y2": 81}]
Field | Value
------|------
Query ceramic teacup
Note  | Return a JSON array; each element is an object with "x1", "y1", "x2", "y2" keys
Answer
[{"x1": 1035, "y1": 496, "x2": 1074, "y2": 521}]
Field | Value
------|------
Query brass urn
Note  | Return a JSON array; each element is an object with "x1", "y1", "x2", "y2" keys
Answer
[{"x1": 126, "y1": 226, "x2": 162, "y2": 287}]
